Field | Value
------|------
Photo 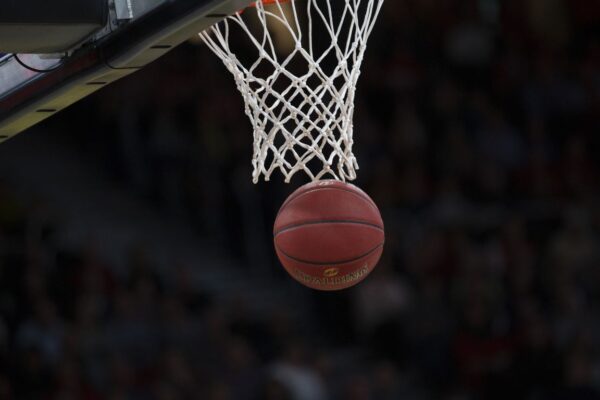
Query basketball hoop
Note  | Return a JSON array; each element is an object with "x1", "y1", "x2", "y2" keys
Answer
[
  {"x1": 248, "y1": 0, "x2": 290, "y2": 7},
  {"x1": 200, "y1": 0, "x2": 384, "y2": 183}
]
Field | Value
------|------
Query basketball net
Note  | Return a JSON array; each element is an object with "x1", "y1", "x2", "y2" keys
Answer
[{"x1": 200, "y1": 0, "x2": 384, "y2": 183}]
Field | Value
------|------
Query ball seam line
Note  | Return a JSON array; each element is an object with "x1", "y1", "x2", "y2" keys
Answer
[
  {"x1": 274, "y1": 220, "x2": 384, "y2": 236},
  {"x1": 280, "y1": 186, "x2": 378, "y2": 212},
  {"x1": 274, "y1": 242, "x2": 384, "y2": 266},
  {"x1": 277, "y1": 186, "x2": 380, "y2": 219}
]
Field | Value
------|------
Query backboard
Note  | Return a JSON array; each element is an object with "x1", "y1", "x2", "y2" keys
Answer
[{"x1": 0, "y1": 0, "x2": 249, "y2": 142}]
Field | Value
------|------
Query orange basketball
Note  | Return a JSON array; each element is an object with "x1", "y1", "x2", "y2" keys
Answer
[{"x1": 273, "y1": 180, "x2": 384, "y2": 291}]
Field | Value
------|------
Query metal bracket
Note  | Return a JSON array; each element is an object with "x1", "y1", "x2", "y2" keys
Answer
[
  {"x1": 0, "y1": 0, "x2": 252, "y2": 140},
  {"x1": 115, "y1": 0, "x2": 134, "y2": 20}
]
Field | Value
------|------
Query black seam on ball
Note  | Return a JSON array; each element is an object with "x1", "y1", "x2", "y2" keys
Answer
[
  {"x1": 274, "y1": 220, "x2": 384, "y2": 236},
  {"x1": 277, "y1": 185, "x2": 379, "y2": 218},
  {"x1": 274, "y1": 242, "x2": 384, "y2": 266}
]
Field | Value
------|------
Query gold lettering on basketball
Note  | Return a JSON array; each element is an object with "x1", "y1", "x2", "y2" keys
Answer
[
  {"x1": 293, "y1": 264, "x2": 370, "y2": 286},
  {"x1": 323, "y1": 268, "x2": 339, "y2": 277}
]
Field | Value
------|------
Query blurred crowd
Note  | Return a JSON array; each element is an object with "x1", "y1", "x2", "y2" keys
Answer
[{"x1": 2, "y1": 0, "x2": 600, "y2": 399}]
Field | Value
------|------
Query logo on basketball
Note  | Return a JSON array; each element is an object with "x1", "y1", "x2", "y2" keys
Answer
[{"x1": 292, "y1": 265, "x2": 372, "y2": 288}]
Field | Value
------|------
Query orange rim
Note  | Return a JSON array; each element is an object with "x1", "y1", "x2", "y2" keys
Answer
[
  {"x1": 248, "y1": 0, "x2": 290, "y2": 7},
  {"x1": 238, "y1": 0, "x2": 291, "y2": 14}
]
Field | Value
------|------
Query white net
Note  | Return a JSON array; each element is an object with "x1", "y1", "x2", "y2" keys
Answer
[{"x1": 200, "y1": 0, "x2": 384, "y2": 182}]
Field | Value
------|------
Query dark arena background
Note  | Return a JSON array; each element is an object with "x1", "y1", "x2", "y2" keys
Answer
[{"x1": 1, "y1": 0, "x2": 600, "y2": 399}]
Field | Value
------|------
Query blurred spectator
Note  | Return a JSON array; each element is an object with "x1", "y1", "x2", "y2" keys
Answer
[{"x1": 269, "y1": 340, "x2": 328, "y2": 400}]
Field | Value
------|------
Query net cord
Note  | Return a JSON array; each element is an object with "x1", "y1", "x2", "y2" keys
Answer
[{"x1": 200, "y1": 0, "x2": 384, "y2": 182}]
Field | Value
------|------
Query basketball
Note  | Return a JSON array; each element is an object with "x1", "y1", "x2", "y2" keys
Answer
[{"x1": 274, "y1": 180, "x2": 384, "y2": 290}]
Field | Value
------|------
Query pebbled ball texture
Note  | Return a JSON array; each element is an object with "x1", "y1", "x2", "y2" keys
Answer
[{"x1": 274, "y1": 180, "x2": 384, "y2": 291}]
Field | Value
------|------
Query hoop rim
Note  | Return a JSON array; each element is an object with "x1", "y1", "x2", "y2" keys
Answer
[{"x1": 248, "y1": 0, "x2": 290, "y2": 8}]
